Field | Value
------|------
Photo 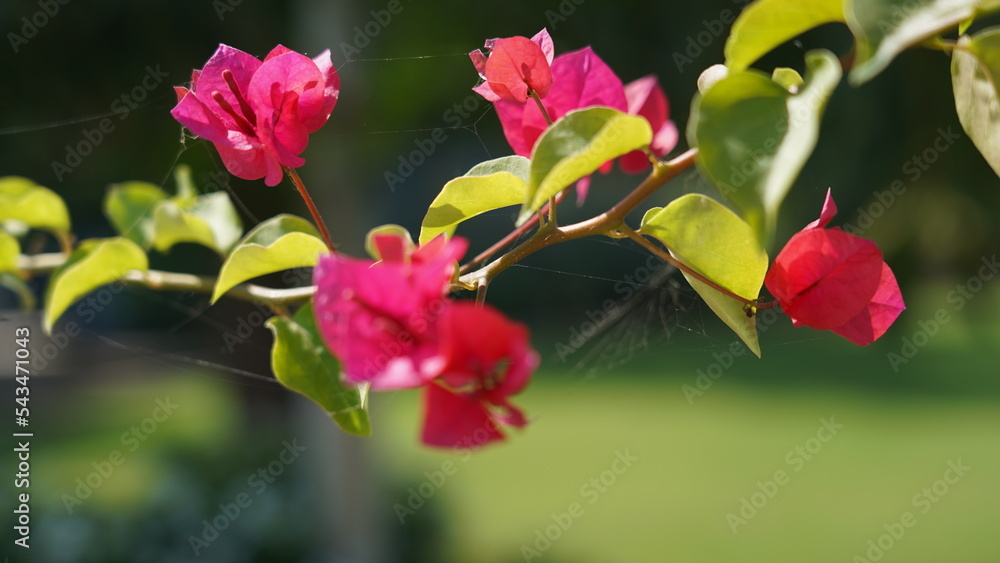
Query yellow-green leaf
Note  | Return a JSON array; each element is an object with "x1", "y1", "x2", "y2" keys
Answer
[
  {"x1": 847, "y1": 0, "x2": 1000, "y2": 84},
  {"x1": 212, "y1": 215, "x2": 328, "y2": 303},
  {"x1": 689, "y1": 49, "x2": 841, "y2": 245},
  {"x1": 103, "y1": 181, "x2": 168, "y2": 248},
  {"x1": 520, "y1": 107, "x2": 652, "y2": 224},
  {"x1": 267, "y1": 304, "x2": 371, "y2": 436},
  {"x1": 0, "y1": 273, "x2": 35, "y2": 311},
  {"x1": 640, "y1": 194, "x2": 769, "y2": 357},
  {"x1": 726, "y1": 0, "x2": 845, "y2": 71},
  {"x1": 43, "y1": 237, "x2": 148, "y2": 332},
  {"x1": 0, "y1": 230, "x2": 19, "y2": 274},
  {"x1": 420, "y1": 156, "x2": 530, "y2": 244},
  {"x1": 952, "y1": 28, "x2": 1000, "y2": 176},
  {"x1": 0, "y1": 176, "x2": 71, "y2": 236}
]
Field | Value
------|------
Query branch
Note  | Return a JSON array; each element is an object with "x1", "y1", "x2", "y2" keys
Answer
[
  {"x1": 17, "y1": 252, "x2": 314, "y2": 308},
  {"x1": 458, "y1": 148, "x2": 698, "y2": 287}
]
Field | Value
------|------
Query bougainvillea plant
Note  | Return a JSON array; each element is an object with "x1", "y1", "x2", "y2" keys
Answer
[{"x1": 8, "y1": 0, "x2": 1000, "y2": 448}]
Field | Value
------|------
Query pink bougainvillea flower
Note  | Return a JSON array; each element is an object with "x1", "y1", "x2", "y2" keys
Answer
[
  {"x1": 764, "y1": 189, "x2": 905, "y2": 345},
  {"x1": 421, "y1": 302, "x2": 538, "y2": 449},
  {"x1": 619, "y1": 75, "x2": 679, "y2": 173},
  {"x1": 470, "y1": 31, "x2": 553, "y2": 104},
  {"x1": 492, "y1": 45, "x2": 627, "y2": 158},
  {"x1": 491, "y1": 45, "x2": 627, "y2": 203},
  {"x1": 312, "y1": 233, "x2": 467, "y2": 390},
  {"x1": 171, "y1": 44, "x2": 339, "y2": 186}
]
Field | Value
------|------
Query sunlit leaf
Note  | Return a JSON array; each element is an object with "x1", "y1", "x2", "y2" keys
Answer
[
  {"x1": 520, "y1": 107, "x2": 652, "y2": 224},
  {"x1": 420, "y1": 156, "x2": 530, "y2": 244},
  {"x1": 366, "y1": 224, "x2": 414, "y2": 259},
  {"x1": 43, "y1": 237, "x2": 148, "y2": 333},
  {"x1": 103, "y1": 181, "x2": 168, "y2": 248},
  {"x1": 267, "y1": 304, "x2": 371, "y2": 436},
  {"x1": 952, "y1": 28, "x2": 1000, "y2": 176},
  {"x1": 0, "y1": 230, "x2": 19, "y2": 274},
  {"x1": 641, "y1": 194, "x2": 769, "y2": 357},
  {"x1": 151, "y1": 192, "x2": 243, "y2": 256},
  {"x1": 726, "y1": 0, "x2": 845, "y2": 71},
  {"x1": 212, "y1": 215, "x2": 328, "y2": 304},
  {"x1": 689, "y1": 49, "x2": 841, "y2": 244},
  {"x1": 846, "y1": 0, "x2": 1000, "y2": 84},
  {"x1": 0, "y1": 176, "x2": 71, "y2": 236}
]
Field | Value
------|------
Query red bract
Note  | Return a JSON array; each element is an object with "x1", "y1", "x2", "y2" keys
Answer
[
  {"x1": 312, "y1": 233, "x2": 467, "y2": 390},
  {"x1": 620, "y1": 75, "x2": 679, "y2": 173},
  {"x1": 421, "y1": 302, "x2": 538, "y2": 449},
  {"x1": 470, "y1": 32, "x2": 553, "y2": 104},
  {"x1": 171, "y1": 44, "x2": 339, "y2": 186},
  {"x1": 764, "y1": 190, "x2": 905, "y2": 345}
]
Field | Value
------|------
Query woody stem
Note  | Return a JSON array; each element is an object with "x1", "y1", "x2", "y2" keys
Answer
[{"x1": 285, "y1": 167, "x2": 336, "y2": 252}]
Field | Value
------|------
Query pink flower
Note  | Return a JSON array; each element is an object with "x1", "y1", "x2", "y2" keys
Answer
[
  {"x1": 312, "y1": 233, "x2": 467, "y2": 390},
  {"x1": 470, "y1": 31, "x2": 553, "y2": 103},
  {"x1": 421, "y1": 302, "x2": 538, "y2": 449},
  {"x1": 171, "y1": 44, "x2": 339, "y2": 186},
  {"x1": 619, "y1": 75, "x2": 679, "y2": 173},
  {"x1": 492, "y1": 44, "x2": 627, "y2": 158},
  {"x1": 764, "y1": 190, "x2": 905, "y2": 345}
]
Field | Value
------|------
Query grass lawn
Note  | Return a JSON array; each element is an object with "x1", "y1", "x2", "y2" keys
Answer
[{"x1": 372, "y1": 332, "x2": 1000, "y2": 562}]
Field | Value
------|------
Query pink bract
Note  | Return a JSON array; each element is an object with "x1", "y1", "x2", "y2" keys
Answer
[
  {"x1": 312, "y1": 234, "x2": 467, "y2": 390},
  {"x1": 764, "y1": 189, "x2": 905, "y2": 345},
  {"x1": 171, "y1": 44, "x2": 339, "y2": 186},
  {"x1": 420, "y1": 302, "x2": 538, "y2": 449}
]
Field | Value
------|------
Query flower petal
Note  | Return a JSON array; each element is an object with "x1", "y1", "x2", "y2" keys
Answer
[
  {"x1": 483, "y1": 36, "x2": 553, "y2": 103},
  {"x1": 421, "y1": 384, "x2": 504, "y2": 449},
  {"x1": 805, "y1": 188, "x2": 838, "y2": 230},
  {"x1": 766, "y1": 228, "x2": 884, "y2": 329},
  {"x1": 829, "y1": 262, "x2": 905, "y2": 345}
]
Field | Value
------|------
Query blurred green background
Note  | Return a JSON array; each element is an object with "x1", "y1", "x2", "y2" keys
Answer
[{"x1": 1, "y1": 0, "x2": 999, "y2": 561}]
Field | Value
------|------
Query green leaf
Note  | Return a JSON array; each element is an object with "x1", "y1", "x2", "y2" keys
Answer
[
  {"x1": 212, "y1": 215, "x2": 328, "y2": 303},
  {"x1": 151, "y1": 192, "x2": 243, "y2": 256},
  {"x1": 366, "y1": 224, "x2": 414, "y2": 259},
  {"x1": 640, "y1": 195, "x2": 769, "y2": 357},
  {"x1": 952, "y1": 29, "x2": 1000, "y2": 176},
  {"x1": 420, "y1": 156, "x2": 530, "y2": 244},
  {"x1": 103, "y1": 181, "x2": 168, "y2": 248},
  {"x1": 267, "y1": 304, "x2": 371, "y2": 436},
  {"x1": 846, "y1": 0, "x2": 1000, "y2": 84},
  {"x1": 772, "y1": 67, "x2": 805, "y2": 91},
  {"x1": 689, "y1": 49, "x2": 841, "y2": 245},
  {"x1": 0, "y1": 230, "x2": 19, "y2": 274},
  {"x1": 0, "y1": 176, "x2": 71, "y2": 236},
  {"x1": 0, "y1": 273, "x2": 35, "y2": 311},
  {"x1": 520, "y1": 107, "x2": 652, "y2": 224},
  {"x1": 726, "y1": 0, "x2": 845, "y2": 71},
  {"x1": 43, "y1": 237, "x2": 148, "y2": 332}
]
